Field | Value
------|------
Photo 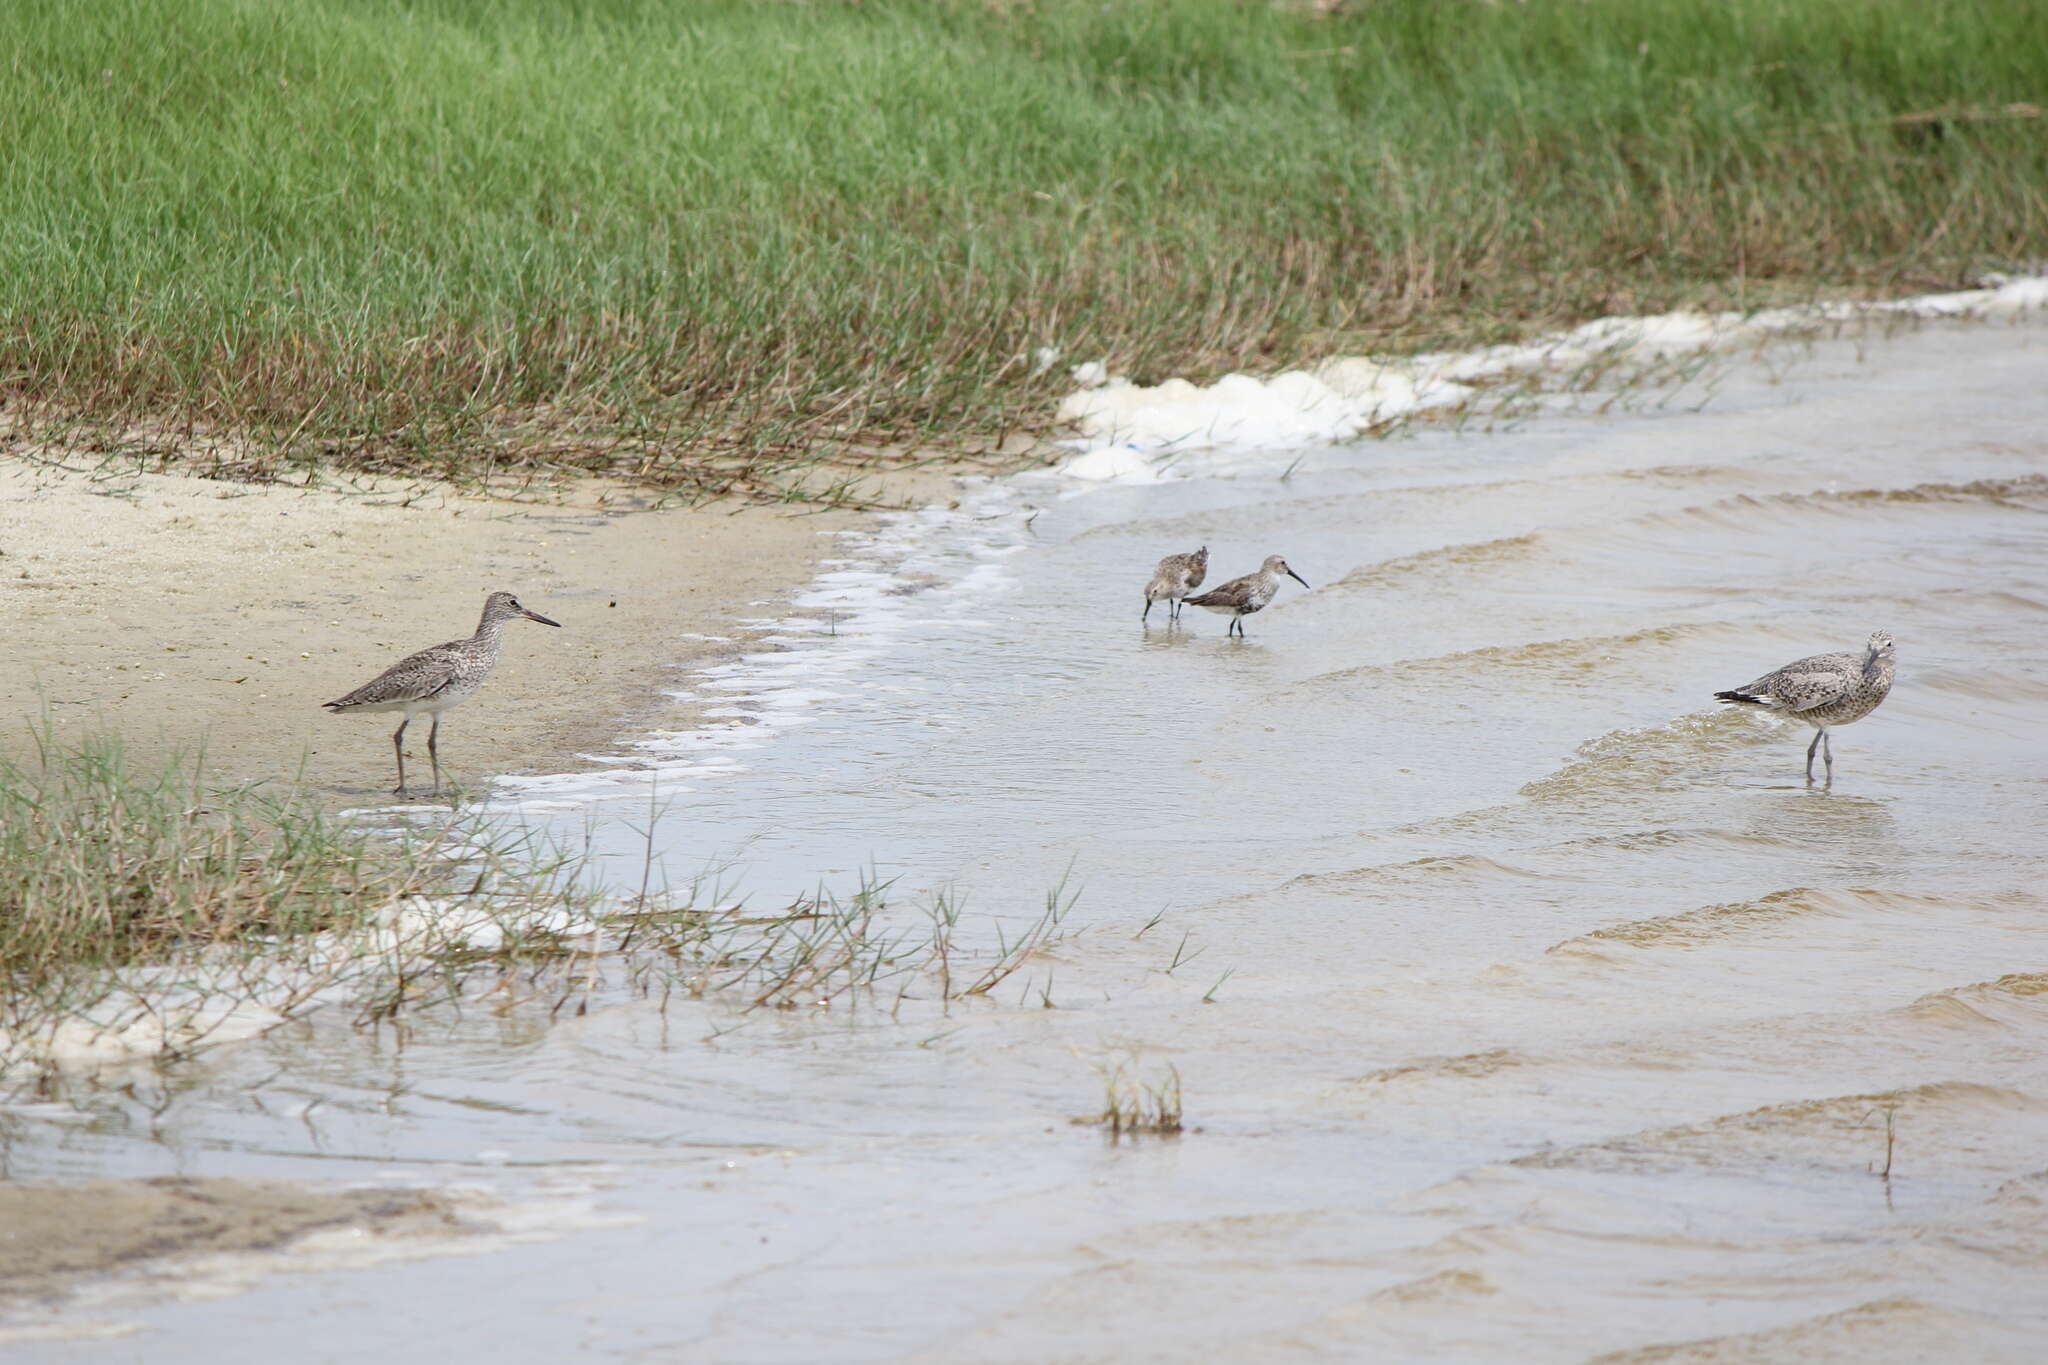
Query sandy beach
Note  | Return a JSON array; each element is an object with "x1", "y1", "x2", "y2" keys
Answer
[{"x1": 0, "y1": 457, "x2": 930, "y2": 796}]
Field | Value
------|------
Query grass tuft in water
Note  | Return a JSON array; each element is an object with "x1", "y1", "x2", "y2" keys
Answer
[{"x1": 1082, "y1": 1051, "x2": 1186, "y2": 1139}]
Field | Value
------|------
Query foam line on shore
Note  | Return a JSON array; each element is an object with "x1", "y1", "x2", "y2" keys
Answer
[{"x1": 1051, "y1": 275, "x2": 2048, "y2": 478}]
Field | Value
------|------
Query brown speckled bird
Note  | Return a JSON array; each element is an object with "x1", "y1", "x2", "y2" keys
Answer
[
  {"x1": 1142, "y1": 546, "x2": 1208, "y2": 624},
  {"x1": 1714, "y1": 629, "x2": 1896, "y2": 783},
  {"x1": 1183, "y1": 555, "x2": 1309, "y2": 638},
  {"x1": 323, "y1": 592, "x2": 560, "y2": 797}
]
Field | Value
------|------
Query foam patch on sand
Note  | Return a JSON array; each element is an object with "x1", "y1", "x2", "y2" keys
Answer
[{"x1": 1053, "y1": 274, "x2": 2048, "y2": 467}]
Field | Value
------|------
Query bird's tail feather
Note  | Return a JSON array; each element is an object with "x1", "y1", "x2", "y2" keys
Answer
[{"x1": 1714, "y1": 689, "x2": 1767, "y2": 706}]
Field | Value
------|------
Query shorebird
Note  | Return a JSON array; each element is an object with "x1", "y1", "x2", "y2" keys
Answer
[
  {"x1": 1142, "y1": 545, "x2": 1208, "y2": 623},
  {"x1": 323, "y1": 591, "x2": 561, "y2": 797},
  {"x1": 1714, "y1": 629, "x2": 1896, "y2": 783},
  {"x1": 1182, "y1": 555, "x2": 1310, "y2": 637}
]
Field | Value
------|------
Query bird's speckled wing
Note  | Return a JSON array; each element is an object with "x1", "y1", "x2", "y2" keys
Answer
[
  {"x1": 1752, "y1": 652, "x2": 1859, "y2": 710},
  {"x1": 327, "y1": 644, "x2": 462, "y2": 708},
  {"x1": 1185, "y1": 571, "x2": 1258, "y2": 608},
  {"x1": 1147, "y1": 552, "x2": 1203, "y2": 598}
]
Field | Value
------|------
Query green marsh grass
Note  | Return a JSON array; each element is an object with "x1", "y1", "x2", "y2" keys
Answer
[
  {"x1": 7, "y1": 0, "x2": 2045, "y2": 493},
  {"x1": 0, "y1": 734, "x2": 629, "y2": 1078},
  {"x1": 0, "y1": 737, "x2": 404, "y2": 1015}
]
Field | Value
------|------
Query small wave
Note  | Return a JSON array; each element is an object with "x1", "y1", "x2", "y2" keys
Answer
[
  {"x1": 1549, "y1": 825, "x2": 1796, "y2": 856},
  {"x1": 1917, "y1": 589, "x2": 2048, "y2": 616},
  {"x1": 1363, "y1": 1267, "x2": 1500, "y2": 1306},
  {"x1": 1616, "y1": 474, "x2": 2048, "y2": 530},
  {"x1": 1286, "y1": 622, "x2": 1747, "y2": 699},
  {"x1": 1350, "y1": 1048, "x2": 1527, "y2": 1088},
  {"x1": 1334, "y1": 532, "x2": 1545, "y2": 590},
  {"x1": 1499, "y1": 475, "x2": 2048, "y2": 568},
  {"x1": 1279, "y1": 854, "x2": 1563, "y2": 895},
  {"x1": 1548, "y1": 887, "x2": 1954, "y2": 954},
  {"x1": 1899, "y1": 972, "x2": 2048, "y2": 1031},
  {"x1": 1590, "y1": 1296, "x2": 2033, "y2": 1365},
  {"x1": 1518, "y1": 711, "x2": 1761, "y2": 802},
  {"x1": 1320, "y1": 476, "x2": 2048, "y2": 596},
  {"x1": 1909, "y1": 667, "x2": 2048, "y2": 706},
  {"x1": 1518, "y1": 1080, "x2": 2048, "y2": 1177}
]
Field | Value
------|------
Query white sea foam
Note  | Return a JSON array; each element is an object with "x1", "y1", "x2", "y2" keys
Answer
[
  {"x1": 1055, "y1": 360, "x2": 1475, "y2": 456},
  {"x1": 1054, "y1": 274, "x2": 2048, "y2": 455},
  {"x1": 0, "y1": 999, "x2": 289, "y2": 1079},
  {"x1": 487, "y1": 477, "x2": 1042, "y2": 811},
  {"x1": 0, "y1": 889, "x2": 619, "y2": 1081}
]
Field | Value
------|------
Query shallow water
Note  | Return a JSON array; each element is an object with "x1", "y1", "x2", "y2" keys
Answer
[{"x1": 10, "y1": 317, "x2": 2048, "y2": 1361}]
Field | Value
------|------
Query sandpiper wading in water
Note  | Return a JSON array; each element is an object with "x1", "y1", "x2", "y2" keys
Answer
[
  {"x1": 1714, "y1": 629, "x2": 1896, "y2": 783},
  {"x1": 1182, "y1": 556, "x2": 1310, "y2": 637},
  {"x1": 324, "y1": 591, "x2": 561, "y2": 797},
  {"x1": 1142, "y1": 546, "x2": 1208, "y2": 623}
]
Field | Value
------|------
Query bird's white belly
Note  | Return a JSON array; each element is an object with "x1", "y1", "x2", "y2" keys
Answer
[{"x1": 340, "y1": 689, "x2": 475, "y2": 717}]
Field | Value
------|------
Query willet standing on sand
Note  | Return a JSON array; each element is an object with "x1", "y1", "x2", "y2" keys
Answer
[
  {"x1": 1142, "y1": 546, "x2": 1208, "y2": 623},
  {"x1": 1182, "y1": 555, "x2": 1309, "y2": 637},
  {"x1": 1714, "y1": 629, "x2": 1896, "y2": 783},
  {"x1": 323, "y1": 591, "x2": 561, "y2": 797}
]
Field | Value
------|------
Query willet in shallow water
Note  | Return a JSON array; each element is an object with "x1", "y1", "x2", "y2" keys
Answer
[
  {"x1": 323, "y1": 591, "x2": 561, "y2": 797},
  {"x1": 1142, "y1": 545, "x2": 1208, "y2": 623},
  {"x1": 1182, "y1": 555, "x2": 1309, "y2": 637},
  {"x1": 1714, "y1": 629, "x2": 1896, "y2": 783}
]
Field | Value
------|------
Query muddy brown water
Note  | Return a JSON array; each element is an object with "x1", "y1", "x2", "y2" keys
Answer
[{"x1": 7, "y1": 318, "x2": 2048, "y2": 1360}]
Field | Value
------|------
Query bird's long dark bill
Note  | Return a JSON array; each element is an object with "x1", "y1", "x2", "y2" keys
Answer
[
  {"x1": 1287, "y1": 571, "x2": 1310, "y2": 589},
  {"x1": 523, "y1": 609, "x2": 563, "y2": 627}
]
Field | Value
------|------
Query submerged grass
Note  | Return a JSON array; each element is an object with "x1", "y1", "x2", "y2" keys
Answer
[
  {"x1": 7, "y1": 0, "x2": 2045, "y2": 493},
  {"x1": 0, "y1": 737, "x2": 1079, "y2": 1087},
  {"x1": 0, "y1": 733, "x2": 610, "y2": 1079}
]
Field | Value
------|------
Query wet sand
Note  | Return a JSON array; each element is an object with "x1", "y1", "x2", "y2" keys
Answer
[
  {"x1": 0, "y1": 1178, "x2": 462, "y2": 1318},
  {"x1": 0, "y1": 459, "x2": 934, "y2": 795}
]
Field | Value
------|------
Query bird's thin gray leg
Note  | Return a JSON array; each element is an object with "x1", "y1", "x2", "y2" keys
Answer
[
  {"x1": 427, "y1": 715, "x2": 442, "y2": 796},
  {"x1": 391, "y1": 717, "x2": 410, "y2": 796},
  {"x1": 1804, "y1": 728, "x2": 1822, "y2": 783},
  {"x1": 1821, "y1": 729, "x2": 1834, "y2": 783}
]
